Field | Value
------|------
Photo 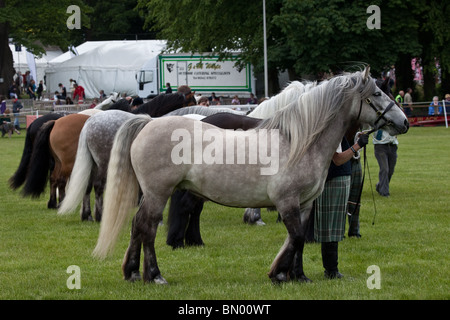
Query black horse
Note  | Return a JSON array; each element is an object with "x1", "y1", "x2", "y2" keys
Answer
[
  {"x1": 108, "y1": 91, "x2": 197, "y2": 117},
  {"x1": 9, "y1": 112, "x2": 69, "y2": 196}
]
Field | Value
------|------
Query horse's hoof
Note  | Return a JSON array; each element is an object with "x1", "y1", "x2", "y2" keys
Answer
[
  {"x1": 153, "y1": 275, "x2": 168, "y2": 285},
  {"x1": 255, "y1": 219, "x2": 266, "y2": 226},
  {"x1": 81, "y1": 215, "x2": 94, "y2": 222},
  {"x1": 271, "y1": 272, "x2": 287, "y2": 284},
  {"x1": 47, "y1": 202, "x2": 58, "y2": 209},
  {"x1": 296, "y1": 274, "x2": 312, "y2": 283},
  {"x1": 126, "y1": 271, "x2": 141, "y2": 282}
]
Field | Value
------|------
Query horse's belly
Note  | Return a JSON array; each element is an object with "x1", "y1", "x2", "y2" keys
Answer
[{"x1": 180, "y1": 165, "x2": 274, "y2": 208}]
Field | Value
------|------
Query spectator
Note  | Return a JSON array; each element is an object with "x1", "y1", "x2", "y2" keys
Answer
[
  {"x1": 12, "y1": 98, "x2": 23, "y2": 133},
  {"x1": 69, "y1": 79, "x2": 77, "y2": 96},
  {"x1": 198, "y1": 96, "x2": 210, "y2": 106},
  {"x1": 90, "y1": 98, "x2": 99, "y2": 109},
  {"x1": 395, "y1": 90, "x2": 404, "y2": 106},
  {"x1": 373, "y1": 129, "x2": 398, "y2": 197},
  {"x1": 208, "y1": 92, "x2": 217, "y2": 103},
  {"x1": 53, "y1": 91, "x2": 63, "y2": 105},
  {"x1": 444, "y1": 94, "x2": 450, "y2": 113},
  {"x1": 99, "y1": 90, "x2": 107, "y2": 100},
  {"x1": 166, "y1": 83, "x2": 173, "y2": 94},
  {"x1": 247, "y1": 93, "x2": 258, "y2": 104},
  {"x1": 72, "y1": 83, "x2": 85, "y2": 103},
  {"x1": 231, "y1": 95, "x2": 240, "y2": 105},
  {"x1": 27, "y1": 80, "x2": 36, "y2": 100},
  {"x1": 0, "y1": 95, "x2": 6, "y2": 114},
  {"x1": 36, "y1": 80, "x2": 44, "y2": 100},
  {"x1": 9, "y1": 82, "x2": 19, "y2": 99},
  {"x1": 428, "y1": 96, "x2": 442, "y2": 115},
  {"x1": 58, "y1": 83, "x2": 67, "y2": 99},
  {"x1": 403, "y1": 88, "x2": 413, "y2": 117}
]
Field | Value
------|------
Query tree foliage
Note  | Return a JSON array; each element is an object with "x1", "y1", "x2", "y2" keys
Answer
[
  {"x1": 0, "y1": 0, "x2": 91, "y2": 55},
  {"x1": 138, "y1": 0, "x2": 448, "y2": 98}
]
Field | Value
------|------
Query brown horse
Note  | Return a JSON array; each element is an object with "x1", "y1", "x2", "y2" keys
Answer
[{"x1": 22, "y1": 113, "x2": 91, "y2": 214}]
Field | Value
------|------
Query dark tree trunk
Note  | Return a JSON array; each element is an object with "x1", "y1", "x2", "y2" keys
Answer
[{"x1": 0, "y1": 0, "x2": 14, "y2": 97}]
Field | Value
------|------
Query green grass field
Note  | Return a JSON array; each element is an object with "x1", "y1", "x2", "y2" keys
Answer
[{"x1": 0, "y1": 126, "x2": 448, "y2": 300}]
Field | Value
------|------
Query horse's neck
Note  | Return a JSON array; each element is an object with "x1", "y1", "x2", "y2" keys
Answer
[{"x1": 310, "y1": 98, "x2": 357, "y2": 164}]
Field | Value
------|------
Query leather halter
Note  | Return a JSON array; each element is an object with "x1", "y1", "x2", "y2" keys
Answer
[{"x1": 357, "y1": 97, "x2": 396, "y2": 134}]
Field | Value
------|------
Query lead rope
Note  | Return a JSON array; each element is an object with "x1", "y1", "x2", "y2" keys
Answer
[
  {"x1": 353, "y1": 131, "x2": 378, "y2": 225},
  {"x1": 363, "y1": 144, "x2": 378, "y2": 225}
]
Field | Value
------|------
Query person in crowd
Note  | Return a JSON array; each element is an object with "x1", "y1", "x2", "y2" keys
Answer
[
  {"x1": 198, "y1": 96, "x2": 210, "y2": 106},
  {"x1": 166, "y1": 83, "x2": 173, "y2": 94},
  {"x1": 58, "y1": 83, "x2": 67, "y2": 99},
  {"x1": 72, "y1": 83, "x2": 85, "y2": 103},
  {"x1": 99, "y1": 90, "x2": 107, "y2": 100},
  {"x1": 395, "y1": 90, "x2": 404, "y2": 106},
  {"x1": 428, "y1": 96, "x2": 442, "y2": 115},
  {"x1": 9, "y1": 82, "x2": 19, "y2": 99},
  {"x1": 403, "y1": 88, "x2": 413, "y2": 117},
  {"x1": 231, "y1": 95, "x2": 240, "y2": 105},
  {"x1": 247, "y1": 93, "x2": 258, "y2": 104},
  {"x1": 27, "y1": 79, "x2": 36, "y2": 100},
  {"x1": 0, "y1": 95, "x2": 6, "y2": 114},
  {"x1": 12, "y1": 98, "x2": 23, "y2": 133},
  {"x1": 373, "y1": 129, "x2": 398, "y2": 197},
  {"x1": 444, "y1": 94, "x2": 450, "y2": 113},
  {"x1": 36, "y1": 80, "x2": 44, "y2": 100},
  {"x1": 90, "y1": 98, "x2": 99, "y2": 109}
]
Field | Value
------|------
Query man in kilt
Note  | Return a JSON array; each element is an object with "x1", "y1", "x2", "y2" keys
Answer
[{"x1": 314, "y1": 134, "x2": 368, "y2": 279}]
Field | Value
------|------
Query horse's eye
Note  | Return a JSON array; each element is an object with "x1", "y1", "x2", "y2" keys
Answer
[{"x1": 373, "y1": 92, "x2": 382, "y2": 97}]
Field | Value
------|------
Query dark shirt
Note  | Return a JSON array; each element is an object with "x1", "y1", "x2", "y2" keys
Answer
[{"x1": 326, "y1": 137, "x2": 352, "y2": 181}]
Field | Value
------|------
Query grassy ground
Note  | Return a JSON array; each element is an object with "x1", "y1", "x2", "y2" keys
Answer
[{"x1": 0, "y1": 127, "x2": 448, "y2": 300}]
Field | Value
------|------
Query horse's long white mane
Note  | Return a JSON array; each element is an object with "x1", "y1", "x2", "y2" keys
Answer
[{"x1": 259, "y1": 70, "x2": 377, "y2": 165}]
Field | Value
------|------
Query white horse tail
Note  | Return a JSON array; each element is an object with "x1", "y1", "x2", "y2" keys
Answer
[
  {"x1": 58, "y1": 126, "x2": 93, "y2": 215},
  {"x1": 93, "y1": 115, "x2": 151, "y2": 259}
]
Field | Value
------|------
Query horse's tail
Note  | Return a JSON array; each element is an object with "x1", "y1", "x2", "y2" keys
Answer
[
  {"x1": 58, "y1": 125, "x2": 92, "y2": 215},
  {"x1": 21, "y1": 120, "x2": 55, "y2": 198},
  {"x1": 93, "y1": 115, "x2": 151, "y2": 259},
  {"x1": 9, "y1": 124, "x2": 35, "y2": 190}
]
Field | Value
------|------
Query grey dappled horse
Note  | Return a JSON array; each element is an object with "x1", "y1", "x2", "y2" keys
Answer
[{"x1": 94, "y1": 67, "x2": 409, "y2": 284}]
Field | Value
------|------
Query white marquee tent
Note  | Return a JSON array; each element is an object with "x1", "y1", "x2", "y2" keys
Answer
[
  {"x1": 10, "y1": 44, "x2": 63, "y2": 86},
  {"x1": 45, "y1": 40, "x2": 167, "y2": 98}
]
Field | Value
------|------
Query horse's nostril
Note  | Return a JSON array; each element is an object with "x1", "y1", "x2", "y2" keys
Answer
[{"x1": 403, "y1": 119, "x2": 410, "y2": 133}]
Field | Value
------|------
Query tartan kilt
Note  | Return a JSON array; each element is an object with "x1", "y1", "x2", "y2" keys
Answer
[{"x1": 314, "y1": 175, "x2": 351, "y2": 242}]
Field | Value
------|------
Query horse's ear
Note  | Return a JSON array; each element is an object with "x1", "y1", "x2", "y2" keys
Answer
[{"x1": 363, "y1": 65, "x2": 371, "y2": 82}]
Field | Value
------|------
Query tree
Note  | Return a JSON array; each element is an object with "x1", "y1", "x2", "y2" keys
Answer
[
  {"x1": 138, "y1": 0, "x2": 427, "y2": 95},
  {"x1": 0, "y1": 0, "x2": 91, "y2": 96},
  {"x1": 419, "y1": 1, "x2": 450, "y2": 99},
  {"x1": 83, "y1": 0, "x2": 152, "y2": 41}
]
